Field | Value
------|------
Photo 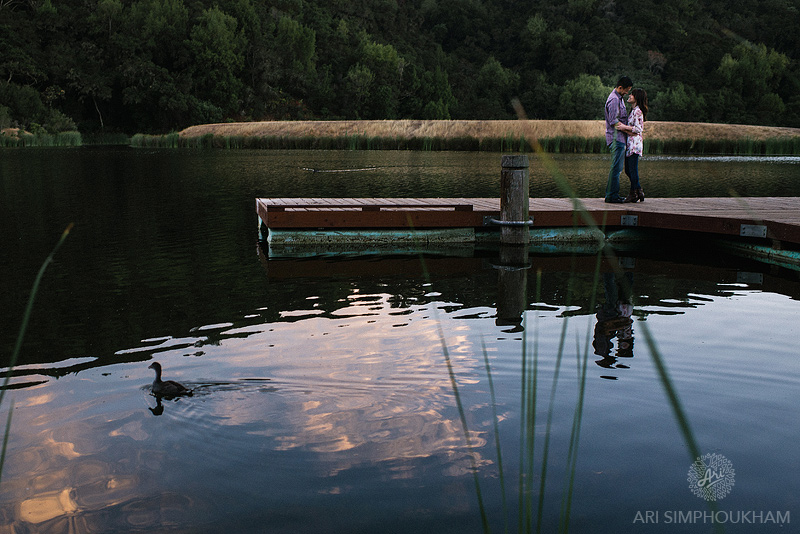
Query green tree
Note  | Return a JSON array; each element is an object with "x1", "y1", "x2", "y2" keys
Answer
[
  {"x1": 558, "y1": 74, "x2": 609, "y2": 119},
  {"x1": 188, "y1": 6, "x2": 246, "y2": 116},
  {"x1": 467, "y1": 56, "x2": 519, "y2": 118},
  {"x1": 89, "y1": 0, "x2": 123, "y2": 36},
  {"x1": 419, "y1": 67, "x2": 456, "y2": 119},
  {"x1": 128, "y1": 0, "x2": 189, "y2": 68},
  {"x1": 250, "y1": 15, "x2": 317, "y2": 118},
  {"x1": 66, "y1": 42, "x2": 113, "y2": 129},
  {"x1": 0, "y1": 83, "x2": 46, "y2": 127},
  {"x1": 714, "y1": 42, "x2": 789, "y2": 124},
  {"x1": 651, "y1": 82, "x2": 706, "y2": 122},
  {"x1": 120, "y1": 0, "x2": 193, "y2": 129},
  {"x1": 345, "y1": 64, "x2": 374, "y2": 118},
  {"x1": 358, "y1": 35, "x2": 406, "y2": 118},
  {"x1": 275, "y1": 16, "x2": 317, "y2": 85}
]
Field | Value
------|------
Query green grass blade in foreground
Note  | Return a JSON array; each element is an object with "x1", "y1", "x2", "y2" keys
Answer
[
  {"x1": 438, "y1": 315, "x2": 491, "y2": 533},
  {"x1": 1, "y1": 225, "x2": 72, "y2": 483},
  {"x1": 534, "y1": 261, "x2": 576, "y2": 534},
  {"x1": 0, "y1": 399, "x2": 13, "y2": 483},
  {"x1": 482, "y1": 336, "x2": 508, "y2": 533},
  {"x1": 416, "y1": 254, "x2": 491, "y2": 533},
  {"x1": 1, "y1": 224, "x2": 73, "y2": 406},
  {"x1": 558, "y1": 334, "x2": 589, "y2": 534},
  {"x1": 637, "y1": 319, "x2": 702, "y2": 460},
  {"x1": 636, "y1": 317, "x2": 723, "y2": 533},
  {"x1": 519, "y1": 270, "x2": 541, "y2": 533},
  {"x1": 559, "y1": 251, "x2": 602, "y2": 533}
]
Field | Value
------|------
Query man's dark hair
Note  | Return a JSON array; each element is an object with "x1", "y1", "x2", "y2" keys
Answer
[{"x1": 617, "y1": 76, "x2": 633, "y2": 89}]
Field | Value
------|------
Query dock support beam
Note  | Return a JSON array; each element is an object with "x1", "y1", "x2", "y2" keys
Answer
[{"x1": 500, "y1": 155, "x2": 531, "y2": 246}]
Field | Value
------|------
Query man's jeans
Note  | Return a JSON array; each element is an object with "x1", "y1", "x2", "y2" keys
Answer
[{"x1": 605, "y1": 140, "x2": 626, "y2": 200}]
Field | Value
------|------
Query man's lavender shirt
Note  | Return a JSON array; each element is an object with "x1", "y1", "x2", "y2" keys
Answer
[{"x1": 605, "y1": 89, "x2": 628, "y2": 146}]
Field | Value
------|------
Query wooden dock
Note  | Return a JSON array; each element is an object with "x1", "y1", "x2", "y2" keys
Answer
[{"x1": 257, "y1": 197, "x2": 800, "y2": 246}]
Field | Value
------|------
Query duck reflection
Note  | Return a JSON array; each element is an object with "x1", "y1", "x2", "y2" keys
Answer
[
  {"x1": 149, "y1": 396, "x2": 165, "y2": 416},
  {"x1": 594, "y1": 271, "x2": 635, "y2": 375}
]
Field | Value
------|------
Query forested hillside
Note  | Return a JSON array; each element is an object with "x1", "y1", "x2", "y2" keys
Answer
[{"x1": 2, "y1": 0, "x2": 799, "y2": 134}]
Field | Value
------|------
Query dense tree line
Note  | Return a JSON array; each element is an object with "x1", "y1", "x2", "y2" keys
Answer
[{"x1": 2, "y1": 0, "x2": 799, "y2": 134}]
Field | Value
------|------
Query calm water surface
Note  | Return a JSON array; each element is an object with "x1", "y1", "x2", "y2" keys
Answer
[{"x1": 1, "y1": 149, "x2": 799, "y2": 533}]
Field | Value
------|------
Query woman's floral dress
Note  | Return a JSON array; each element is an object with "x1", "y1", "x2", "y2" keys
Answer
[{"x1": 626, "y1": 106, "x2": 644, "y2": 157}]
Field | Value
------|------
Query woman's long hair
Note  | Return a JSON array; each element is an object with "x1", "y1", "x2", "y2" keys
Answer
[{"x1": 631, "y1": 88, "x2": 648, "y2": 119}]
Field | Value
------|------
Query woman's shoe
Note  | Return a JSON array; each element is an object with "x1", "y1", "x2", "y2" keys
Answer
[
  {"x1": 624, "y1": 190, "x2": 637, "y2": 203},
  {"x1": 636, "y1": 188, "x2": 645, "y2": 202}
]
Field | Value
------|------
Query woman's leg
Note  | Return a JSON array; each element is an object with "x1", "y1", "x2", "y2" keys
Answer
[
  {"x1": 623, "y1": 155, "x2": 636, "y2": 201},
  {"x1": 624, "y1": 154, "x2": 630, "y2": 180},
  {"x1": 627, "y1": 154, "x2": 640, "y2": 190}
]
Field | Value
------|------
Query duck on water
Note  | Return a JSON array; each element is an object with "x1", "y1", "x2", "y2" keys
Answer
[{"x1": 148, "y1": 361, "x2": 192, "y2": 397}]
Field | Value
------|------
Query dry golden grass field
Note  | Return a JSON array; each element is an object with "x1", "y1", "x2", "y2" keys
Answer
[{"x1": 180, "y1": 119, "x2": 800, "y2": 142}]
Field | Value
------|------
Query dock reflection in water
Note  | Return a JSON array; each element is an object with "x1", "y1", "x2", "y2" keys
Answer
[{"x1": 2, "y1": 247, "x2": 800, "y2": 533}]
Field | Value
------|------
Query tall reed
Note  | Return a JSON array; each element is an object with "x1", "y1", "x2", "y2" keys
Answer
[
  {"x1": 129, "y1": 129, "x2": 800, "y2": 155},
  {"x1": 82, "y1": 132, "x2": 131, "y2": 146},
  {"x1": 645, "y1": 136, "x2": 800, "y2": 156},
  {"x1": 0, "y1": 131, "x2": 82, "y2": 147}
]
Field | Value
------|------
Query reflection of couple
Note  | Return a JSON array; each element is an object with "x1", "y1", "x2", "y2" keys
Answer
[
  {"x1": 593, "y1": 272, "x2": 634, "y2": 364},
  {"x1": 604, "y1": 76, "x2": 649, "y2": 204}
]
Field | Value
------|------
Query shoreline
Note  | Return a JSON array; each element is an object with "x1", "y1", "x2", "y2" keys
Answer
[{"x1": 179, "y1": 119, "x2": 800, "y2": 143}]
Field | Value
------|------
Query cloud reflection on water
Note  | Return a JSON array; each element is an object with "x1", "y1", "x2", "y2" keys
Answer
[{"x1": 2, "y1": 289, "x2": 499, "y2": 530}]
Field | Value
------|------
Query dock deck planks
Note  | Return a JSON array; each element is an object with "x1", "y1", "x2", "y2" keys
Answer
[{"x1": 256, "y1": 197, "x2": 800, "y2": 245}]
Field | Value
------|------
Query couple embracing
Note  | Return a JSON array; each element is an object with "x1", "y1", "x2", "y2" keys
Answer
[{"x1": 604, "y1": 76, "x2": 649, "y2": 203}]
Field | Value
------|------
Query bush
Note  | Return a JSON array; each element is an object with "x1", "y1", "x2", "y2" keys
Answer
[{"x1": 44, "y1": 109, "x2": 78, "y2": 133}]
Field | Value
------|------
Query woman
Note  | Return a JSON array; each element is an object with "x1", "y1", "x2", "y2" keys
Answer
[{"x1": 621, "y1": 88, "x2": 648, "y2": 202}]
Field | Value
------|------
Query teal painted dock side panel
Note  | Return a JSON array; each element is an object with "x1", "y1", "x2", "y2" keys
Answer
[
  {"x1": 267, "y1": 228, "x2": 477, "y2": 245},
  {"x1": 716, "y1": 240, "x2": 800, "y2": 271}
]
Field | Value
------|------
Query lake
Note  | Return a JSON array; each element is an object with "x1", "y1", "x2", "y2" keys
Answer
[{"x1": 1, "y1": 148, "x2": 799, "y2": 533}]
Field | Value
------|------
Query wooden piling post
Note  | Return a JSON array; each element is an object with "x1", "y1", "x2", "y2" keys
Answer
[{"x1": 500, "y1": 155, "x2": 530, "y2": 245}]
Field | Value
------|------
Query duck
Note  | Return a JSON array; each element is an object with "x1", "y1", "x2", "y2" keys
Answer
[{"x1": 148, "y1": 361, "x2": 192, "y2": 397}]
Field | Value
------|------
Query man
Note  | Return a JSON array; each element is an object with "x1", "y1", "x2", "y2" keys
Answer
[{"x1": 604, "y1": 76, "x2": 633, "y2": 203}]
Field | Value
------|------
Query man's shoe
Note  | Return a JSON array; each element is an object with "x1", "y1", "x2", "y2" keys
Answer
[{"x1": 605, "y1": 196, "x2": 626, "y2": 204}]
